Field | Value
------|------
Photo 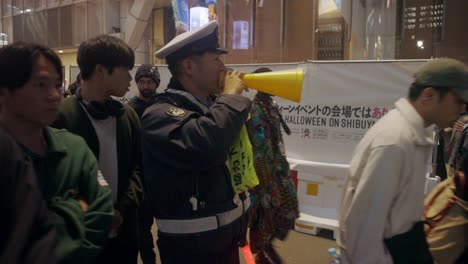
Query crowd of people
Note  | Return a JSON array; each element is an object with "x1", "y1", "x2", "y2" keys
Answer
[{"x1": 1, "y1": 20, "x2": 468, "y2": 264}]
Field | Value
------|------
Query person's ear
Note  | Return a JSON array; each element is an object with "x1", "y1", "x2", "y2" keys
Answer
[
  {"x1": 181, "y1": 57, "x2": 199, "y2": 77},
  {"x1": 420, "y1": 87, "x2": 438, "y2": 102},
  {"x1": 94, "y1": 64, "x2": 107, "y2": 80}
]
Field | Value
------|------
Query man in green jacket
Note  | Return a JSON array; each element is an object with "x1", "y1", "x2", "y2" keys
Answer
[
  {"x1": 52, "y1": 35, "x2": 143, "y2": 264},
  {"x1": 0, "y1": 42, "x2": 114, "y2": 263}
]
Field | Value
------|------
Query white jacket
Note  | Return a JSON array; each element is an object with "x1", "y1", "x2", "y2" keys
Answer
[{"x1": 338, "y1": 98, "x2": 434, "y2": 264}]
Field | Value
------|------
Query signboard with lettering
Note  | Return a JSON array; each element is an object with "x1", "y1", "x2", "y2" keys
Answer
[{"x1": 403, "y1": 1, "x2": 444, "y2": 31}]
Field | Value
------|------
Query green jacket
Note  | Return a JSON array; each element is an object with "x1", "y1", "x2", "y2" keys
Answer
[
  {"x1": 20, "y1": 127, "x2": 114, "y2": 263},
  {"x1": 52, "y1": 96, "x2": 143, "y2": 215}
]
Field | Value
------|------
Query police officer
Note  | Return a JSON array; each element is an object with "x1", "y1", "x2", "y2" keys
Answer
[{"x1": 141, "y1": 21, "x2": 251, "y2": 263}]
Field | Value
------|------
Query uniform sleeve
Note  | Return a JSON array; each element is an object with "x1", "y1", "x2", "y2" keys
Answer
[
  {"x1": 51, "y1": 144, "x2": 114, "y2": 264},
  {"x1": 116, "y1": 109, "x2": 143, "y2": 214},
  {"x1": 339, "y1": 145, "x2": 402, "y2": 264},
  {"x1": 142, "y1": 94, "x2": 251, "y2": 170}
]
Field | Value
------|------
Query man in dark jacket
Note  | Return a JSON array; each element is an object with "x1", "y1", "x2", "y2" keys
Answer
[
  {"x1": 0, "y1": 42, "x2": 114, "y2": 264},
  {"x1": 52, "y1": 35, "x2": 143, "y2": 264},
  {"x1": 128, "y1": 64, "x2": 161, "y2": 264},
  {"x1": 141, "y1": 21, "x2": 251, "y2": 264},
  {"x1": 0, "y1": 127, "x2": 56, "y2": 264},
  {"x1": 128, "y1": 64, "x2": 160, "y2": 118}
]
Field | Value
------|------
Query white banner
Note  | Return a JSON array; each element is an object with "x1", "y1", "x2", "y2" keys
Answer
[{"x1": 274, "y1": 61, "x2": 424, "y2": 164}]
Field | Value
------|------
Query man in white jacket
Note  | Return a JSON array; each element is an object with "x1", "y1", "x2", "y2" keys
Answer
[{"x1": 338, "y1": 58, "x2": 468, "y2": 264}]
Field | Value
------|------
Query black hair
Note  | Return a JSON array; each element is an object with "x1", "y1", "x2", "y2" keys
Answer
[
  {"x1": 252, "y1": 67, "x2": 272, "y2": 74},
  {"x1": 68, "y1": 81, "x2": 78, "y2": 95},
  {"x1": 408, "y1": 82, "x2": 451, "y2": 101},
  {"x1": 0, "y1": 41, "x2": 63, "y2": 91},
  {"x1": 76, "y1": 73, "x2": 82, "y2": 83},
  {"x1": 167, "y1": 52, "x2": 205, "y2": 78},
  {"x1": 77, "y1": 35, "x2": 135, "y2": 80}
]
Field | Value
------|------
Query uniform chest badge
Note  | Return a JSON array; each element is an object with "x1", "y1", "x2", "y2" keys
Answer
[{"x1": 166, "y1": 107, "x2": 186, "y2": 117}]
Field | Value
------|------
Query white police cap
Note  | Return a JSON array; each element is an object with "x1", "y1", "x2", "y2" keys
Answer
[{"x1": 155, "y1": 20, "x2": 227, "y2": 60}]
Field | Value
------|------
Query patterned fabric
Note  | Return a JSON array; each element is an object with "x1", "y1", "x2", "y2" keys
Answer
[{"x1": 246, "y1": 92, "x2": 299, "y2": 256}]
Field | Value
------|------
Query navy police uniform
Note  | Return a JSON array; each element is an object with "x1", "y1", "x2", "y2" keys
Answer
[
  {"x1": 142, "y1": 85, "x2": 251, "y2": 263},
  {"x1": 141, "y1": 20, "x2": 251, "y2": 264}
]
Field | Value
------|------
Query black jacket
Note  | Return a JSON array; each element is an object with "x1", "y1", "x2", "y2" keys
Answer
[
  {"x1": 141, "y1": 88, "x2": 251, "y2": 219},
  {"x1": 0, "y1": 128, "x2": 56, "y2": 264},
  {"x1": 128, "y1": 96, "x2": 153, "y2": 119}
]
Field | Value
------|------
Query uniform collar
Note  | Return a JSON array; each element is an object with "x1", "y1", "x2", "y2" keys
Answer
[
  {"x1": 395, "y1": 98, "x2": 435, "y2": 146},
  {"x1": 165, "y1": 88, "x2": 211, "y2": 113}
]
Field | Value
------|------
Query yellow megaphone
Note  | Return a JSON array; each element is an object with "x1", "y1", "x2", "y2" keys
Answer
[{"x1": 242, "y1": 68, "x2": 304, "y2": 103}]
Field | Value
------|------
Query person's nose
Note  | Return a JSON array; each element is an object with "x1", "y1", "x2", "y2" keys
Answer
[{"x1": 48, "y1": 86, "x2": 62, "y2": 102}]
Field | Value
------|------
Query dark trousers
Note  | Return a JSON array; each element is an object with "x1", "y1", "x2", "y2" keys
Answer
[
  {"x1": 138, "y1": 198, "x2": 156, "y2": 264},
  {"x1": 157, "y1": 219, "x2": 242, "y2": 264},
  {"x1": 95, "y1": 208, "x2": 139, "y2": 264}
]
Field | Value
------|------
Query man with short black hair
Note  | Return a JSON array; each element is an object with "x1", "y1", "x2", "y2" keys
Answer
[
  {"x1": 52, "y1": 35, "x2": 143, "y2": 264},
  {"x1": 142, "y1": 21, "x2": 251, "y2": 263},
  {"x1": 339, "y1": 58, "x2": 468, "y2": 264},
  {"x1": 0, "y1": 41, "x2": 114, "y2": 264}
]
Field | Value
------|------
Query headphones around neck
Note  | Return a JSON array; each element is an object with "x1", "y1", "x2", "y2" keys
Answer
[{"x1": 76, "y1": 89, "x2": 125, "y2": 120}]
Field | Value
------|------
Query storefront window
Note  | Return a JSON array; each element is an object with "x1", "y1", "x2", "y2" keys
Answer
[{"x1": 156, "y1": 0, "x2": 468, "y2": 64}]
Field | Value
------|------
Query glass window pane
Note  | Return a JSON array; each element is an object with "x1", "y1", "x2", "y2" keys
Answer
[
  {"x1": 283, "y1": 0, "x2": 314, "y2": 62},
  {"x1": 59, "y1": 5, "x2": 72, "y2": 47},
  {"x1": 3, "y1": 0, "x2": 12, "y2": 17},
  {"x1": 73, "y1": 2, "x2": 87, "y2": 46},
  {"x1": 47, "y1": 8, "x2": 59, "y2": 48},
  {"x1": 0, "y1": 18, "x2": 5, "y2": 47},
  {"x1": 12, "y1": 14, "x2": 23, "y2": 41},
  {"x1": 12, "y1": 0, "x2": 23, "y2": 15},
  {"x1": 87, "y1": 0, "x2": 103, "y2": 38},
  {"x1": 47, "y1": 0, "x2": 59, "y2": 8},
  {"x1": 35, "y1": 0, "x2": 46, "y2": 10},
  {"x1": 224, "y1": 0, "x2": 253, "y2": 63},
  {"x1": 253, "y1": 0, "x2": 282, "y2": 63},
  {"x1": 24, "y1": 11, "x2": 47, "y2": 45},
  {"x1": 24, "y1": 0, "x2": 34, "y2": 12},
  {"x1": 2, "y1": 17, "x2": 13, "y2": 45}
]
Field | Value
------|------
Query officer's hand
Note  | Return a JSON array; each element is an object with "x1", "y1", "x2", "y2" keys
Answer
[
  {"x1": 221, "y1": 70, "x2": 248, "y2": 95},
  {"x1": 111, "y1": 209, "x2": 124, "y2": 230},
  {"x1": 454, "y1": 119, "x2": 464, "y2": 131},
  {"x1": 77, "y1": 197, "x2": 88, "y2": 212}
]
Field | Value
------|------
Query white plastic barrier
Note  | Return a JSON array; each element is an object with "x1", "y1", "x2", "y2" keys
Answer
[{"x1": 289, "y1": 158, "x2": 349, "y2": 239}]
